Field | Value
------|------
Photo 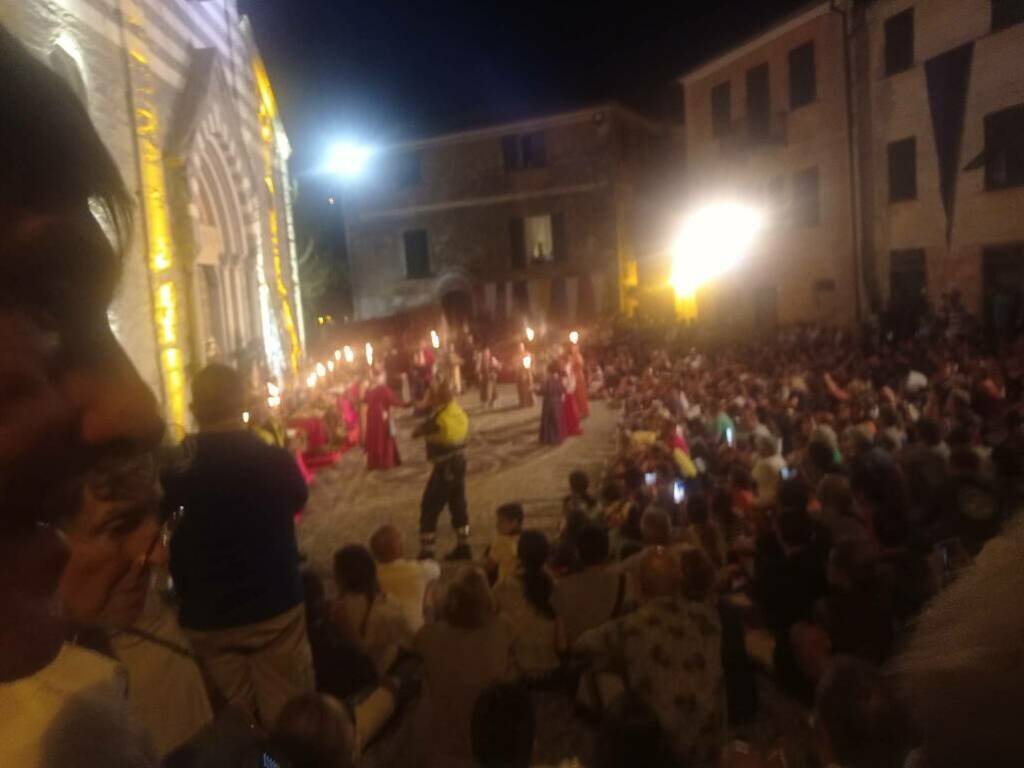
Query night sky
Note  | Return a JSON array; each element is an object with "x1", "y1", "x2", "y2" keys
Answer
[{"x1": 240, "y1": 0, "x2": 807, "y2": 174}]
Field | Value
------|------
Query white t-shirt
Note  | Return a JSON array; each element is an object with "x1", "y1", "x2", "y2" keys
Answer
[
  {"x1": 376, "y1": 558, "x2": 441, "y2": 632},
  {"x1": 0, "y1": 643, "x2": 151, "y2": 768}
]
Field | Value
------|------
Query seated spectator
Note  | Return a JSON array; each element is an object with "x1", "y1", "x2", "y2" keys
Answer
[
  {"x1": 815, "y1": 657, "x2": 911, "y2": 768},
  {"x1": 271, "y1": 692, "x2": 354, "y2": 768},
  {"x1": 483, "y1": 503, "x2": 523, "y2": 585},
  {"x1": 563, "y1": 469, "x2": 598, "y2": 520},
  {"x1": 550, "y1": 507, "x2": 589, "y2": 575},
  {"x1": 471, "y1": 683, "x2": 535, "y2": 768},
  {"x1": 819, "y1": 537, "x2": 894, "y2": 665},
  {"x1": 941, "y1": 445, "x2": 999, "y2": 554},
  {"x1": 413, "y1": 567, "x2": 514, "y2": 767},
  {"x1": 576, "y1": 547, "x2": 725, "y2": 767},
  {"x1": 50, "y1": 453, "x2": 215, "y2": 759},
  {"x1": 816, "y1": 474, "x2": 869, "y2": 543},
  {"x1": 370, "y1": 524, "x2": 440, "y2": 631},
  {"x1": 751, "y1": 435, "x2": 786, "y2": 508},
  {"x1": 493, "y1": 530, "x2": 562, "y2": 681},
  {"x1": 682, "y1": 492, "x2": 727, "y2": 571},
  {"x1": 329, "y1": 545, "x2": 413, "y2": 680},
  {"x1": 552, "y1": 525, "x2": 631, "y2": 648},
  {"x1": 753, "y1": 504, "x2": 829, "y2": 700}
]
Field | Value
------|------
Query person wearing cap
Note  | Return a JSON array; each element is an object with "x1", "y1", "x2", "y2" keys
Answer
[{"x1": 413, "y1": 380, "x2": 472, "y2": 560}]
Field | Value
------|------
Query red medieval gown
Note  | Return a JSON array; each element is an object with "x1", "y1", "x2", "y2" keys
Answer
[
  {"x1": 364, "y1": 384, "x2": 401, "y2": 470},
  {"x1": 560, "y1": 368, "x2": 583, "y2": 437}
]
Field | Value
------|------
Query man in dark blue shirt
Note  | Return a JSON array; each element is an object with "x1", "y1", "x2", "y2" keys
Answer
[{"x1": 164, "y1": 364, "x2": 312, "y2": 726}]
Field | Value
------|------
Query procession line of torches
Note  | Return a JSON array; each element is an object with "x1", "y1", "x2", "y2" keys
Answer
[{"x1": 295, "y1": 326, "x2": 581, "y2": 396}]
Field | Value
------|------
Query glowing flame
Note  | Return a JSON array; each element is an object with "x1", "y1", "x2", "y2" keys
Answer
[
  {"x1": 334, "y1": 349, "x2": 342, "y2": 361},
  {"x1": 569, "y1": 330, "x2": 580, "y2": 345},
  {"x1": 306, "y1": 373, "x2": 318, "y2": 389},
  {"x1": 343, "y1": 345, "x2": 355, "y2": 364},
  {"x1": 430, "y1": 330, "x2": 440, "y2": 349},
  {"x1": 267, "y1": 381, "x2": 281, "y2": 397},
  {"x1": 242, "y1": 411, "x2": 251, "y2": 424},
  {"x1": 525, "y1": 327, "x2": 535, "y2": 342},
  {"x1": 315, "y1": 362, "x2": 326, "y2": 378},
  {"x1": 365, "y1": 342, "x2": 374, "y2": 366},
  {"x1": 523, "y1": 355, "x2": 533, "y2": 370},
  {"x1": 327, "y1": 360, "x2": 335, "y2": 372}
]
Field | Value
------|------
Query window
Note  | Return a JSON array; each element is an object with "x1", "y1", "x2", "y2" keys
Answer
[
  {"x1": 711, "y1": 81, "x2": 731, "y2": 137},
  {"x1": 993, "y1": 0, "x2": 1024, "y2": 31},
  {"x1": 884, "y1": 8, "x2": 914, "y2": 76},
  {"x1": 510, "y1": 214, "x2": 566, "y2": 267},
  {"x1": 887, "y1": 137, "x2": 917, "y2": 201},
  {"x1": 393, "y1": 151, "x2": 421, "y2": 186},
  {"x1": 403, "y1": 230, "x2": 430, "y2": 278},
  {"x1": 524, "y1": 215, "x2": 554, "y2": 263},
  {"x1": 788, "y1": 42, "x2": 816, "y2": 109},
  {"x1": 746, "y1": 63, "x2": 771, "y2": 137},
  {"x1": 502, "y1": 131, "x2": 546, "y2": 171},
  {"x1": 985, "y1": 104, "x2": 1024, "y2": 189},
  {"x1": 792, "y1": 167, "x2": 820, "y2": 227}
]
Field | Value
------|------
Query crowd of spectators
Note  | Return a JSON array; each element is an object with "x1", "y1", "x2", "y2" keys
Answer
[{"x1": 6, "y1": 22, "x2": 1024, "y2": 768}]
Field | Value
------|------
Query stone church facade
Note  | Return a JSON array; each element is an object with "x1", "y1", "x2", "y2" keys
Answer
[{"x1": 1, "y1": 0, "x2": 305, "y2": 427}]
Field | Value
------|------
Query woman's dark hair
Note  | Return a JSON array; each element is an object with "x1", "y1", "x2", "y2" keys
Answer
[
  {"x1": 471, "y1": 683, "x2": 535, "y2": 768},
  {"x1": 333, "y1": 545, "x2": 378, "y2": 601},
  {"x1": 0, "y1": 27, "x2": 132, "y2": 245},
  {"x1": 569, "y1": 470, "x2": 591, "y2": 495},
  {"x1": 271, "y1": 693, "x2": 353, "y2": 768},
  {"x1": 497, "y1": 502, "x2": 525, "y2": 529},
  {"x1": 576, "y1": 524, "x2": 610, "y2": 567},
  {"x1": 517, "y1": 530, "x2": 554, "y2": 619}
]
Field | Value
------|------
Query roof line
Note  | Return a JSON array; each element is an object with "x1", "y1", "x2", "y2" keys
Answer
[
  {"x1": 679, "y1": 0, "x2": 832, "y2": 84},
  {"x1": 382, "y1": 101, "x2": 665, "y2": 153}
]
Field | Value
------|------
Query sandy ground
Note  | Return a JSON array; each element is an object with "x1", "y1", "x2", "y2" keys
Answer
[{"x1": 297, "y1": 384, "x2": 619, "y2": 577}]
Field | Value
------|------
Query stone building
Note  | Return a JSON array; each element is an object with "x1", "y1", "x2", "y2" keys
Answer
[
  {"x1": 2, "y1": 0, "x2": 305, "y2": 427},
  {"x1": 680, "y1": 2, "x2": 860, "y2": 330},
  {"x1": 680, "y1": 0, "x2": 1024, "y2": 330},
  {"x1": 344, "y1": 104, "x2": 682, "y2": 328},
  {"x1": 856, "y1": 0, "x2": 1024, "y2": 332}
]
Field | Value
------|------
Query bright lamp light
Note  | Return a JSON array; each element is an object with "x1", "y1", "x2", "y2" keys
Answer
[
  {"x1": 525, "y1": 326, "x2": 535, "y2": 342},
  {"x1": 365, "y1": 342, "x2": 374, "y2": 366},
  {"x1": 326, "y1": 142, "x2": 372, "y2": 179},
  {"x1": 343, "y1": 345, "x2": 355, "y2": 364},
  {"x1": 430, "y1": 330, "x2": 440, "y2": 350},
  {"x1": 669, "y1": 202, "x2": 763, "y2": 297},
  {"x1": 315, "y1": 362, "x2": 326, "y2": 378},
  {"x1": 569, "y1": 330, "x2": 580, "y2": 345}
]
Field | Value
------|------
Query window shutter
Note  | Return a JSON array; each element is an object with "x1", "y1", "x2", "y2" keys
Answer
[
  {"x1": 509, "y1": 217, "x2": 526, "y2": 269},
  {"x1": 552, "y1": 213, "x2": 567, "y2": 263}
]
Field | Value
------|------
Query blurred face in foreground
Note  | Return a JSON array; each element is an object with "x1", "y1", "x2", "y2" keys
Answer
[
  {"x1": 0, "y1": 29, "x2": 164, "y2": 680},
  {"x1": 58, "y1": 455, "x2": 169, "y2": 629}
]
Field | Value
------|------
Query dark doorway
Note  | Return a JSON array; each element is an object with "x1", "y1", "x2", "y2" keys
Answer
[
  {"x1": 983, "y1": 246, "x2": 1024, "y2": 339},
  {"x1": 441, "y1": 289, "x2": 473, "y2": 329}
]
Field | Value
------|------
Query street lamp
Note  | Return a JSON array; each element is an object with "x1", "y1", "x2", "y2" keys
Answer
[
  {"x1": 325, "y1": 142, "x2": 373, "y2": 179},
  {"x1": 669, "y1": 202, "x2": 762, "y2": 320}
]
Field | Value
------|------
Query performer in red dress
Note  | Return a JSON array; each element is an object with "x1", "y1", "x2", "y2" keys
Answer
[
  {"x1": 570, "y1": 347, "x2": 590, "y2": 419},
  {"x1": 560, "y1": 360, "x2": 583, "y2": 437},
  {"x1": 364, "y1": 373, "x2": 401, "y2": 470}
]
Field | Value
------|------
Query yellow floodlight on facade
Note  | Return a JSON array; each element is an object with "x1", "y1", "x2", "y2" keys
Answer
[{"x1": 669, "y1": 202, "x2": 763, "y2": 320}]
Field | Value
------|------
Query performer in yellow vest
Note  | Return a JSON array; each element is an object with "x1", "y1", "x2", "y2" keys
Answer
[{"x1": 412, "y1": 380, "x2": 470, "y2": 560}]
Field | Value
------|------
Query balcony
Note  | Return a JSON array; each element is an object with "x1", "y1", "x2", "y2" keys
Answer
[{"x1": 718, "y1": 111, "x2": 788, "y2": 155}]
